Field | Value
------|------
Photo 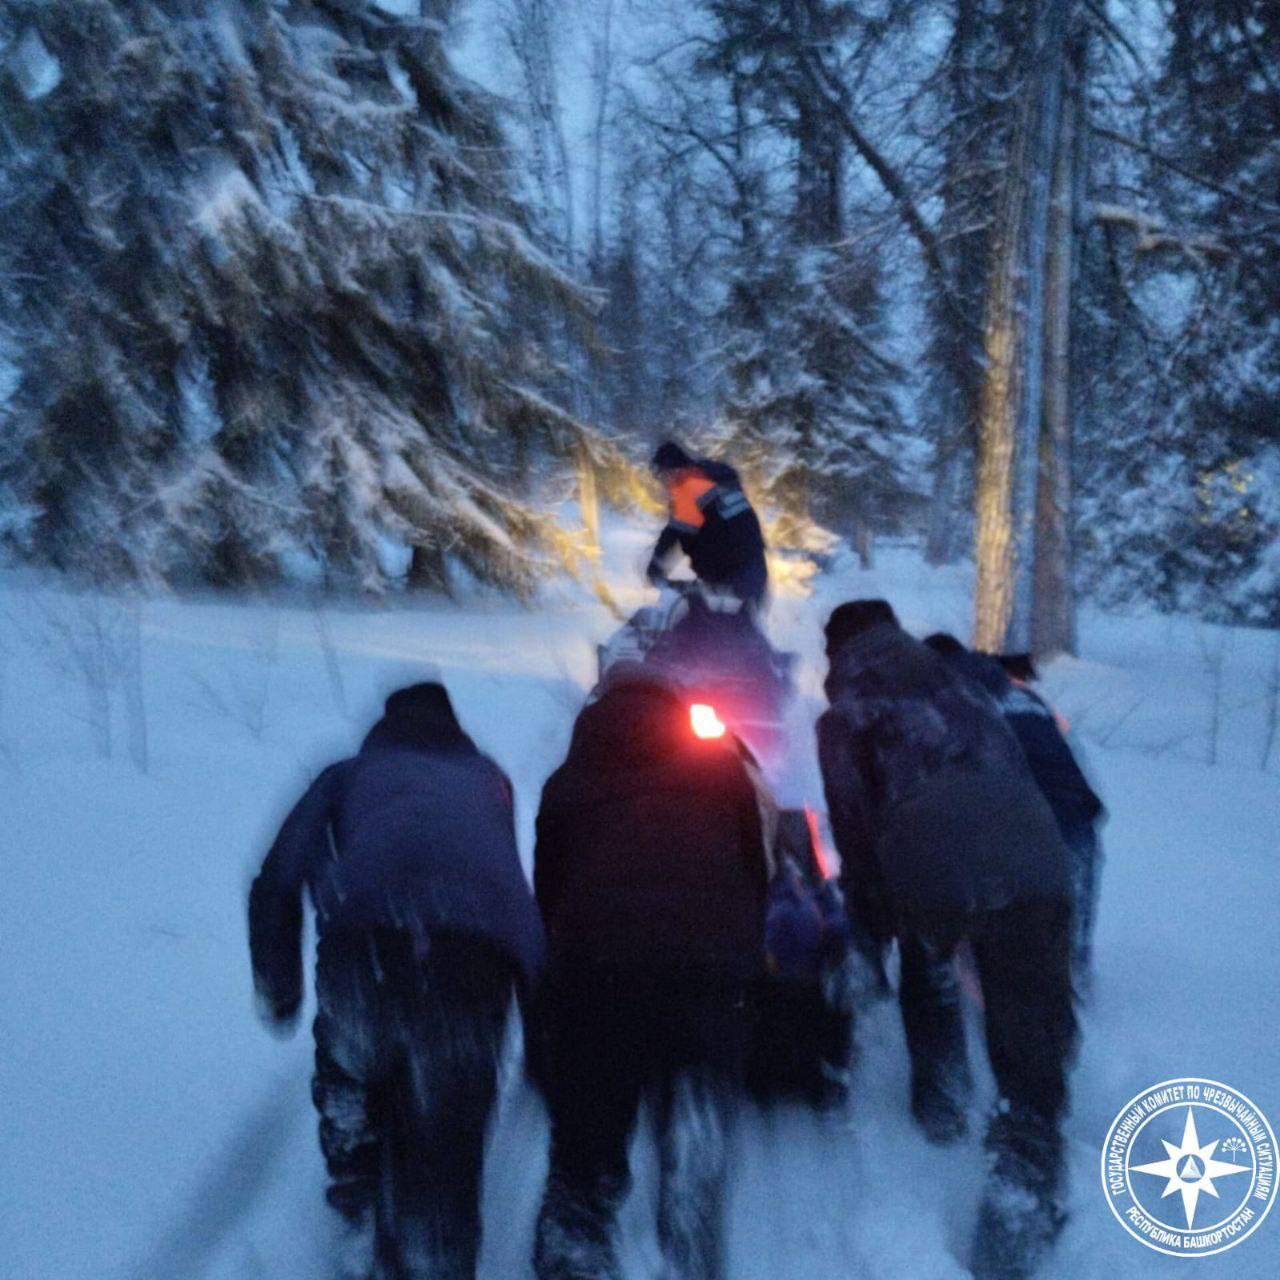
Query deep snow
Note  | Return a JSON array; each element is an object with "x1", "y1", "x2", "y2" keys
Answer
[{"x1": 2, "y1": 519, "x2": 1278, "y2": 1280}]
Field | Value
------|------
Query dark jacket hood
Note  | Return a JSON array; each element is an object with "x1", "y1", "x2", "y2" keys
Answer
[
  {"x1": 568, "y1": 678, "x2": 693, "y2": 769},
  {"x1": 361, "y1": 682, "x2": 475, "y2": 754},
  {"x1": 946, "y1": 648, "x2": 1011, "y2": 700},
  {"x1": 825, "y1": 621, "x2": 951, "y2": 703}
]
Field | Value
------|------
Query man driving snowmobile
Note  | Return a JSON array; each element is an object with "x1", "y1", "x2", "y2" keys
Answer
[{"x1": 645, "y1": 440, "x2": 768, "y2": 613}]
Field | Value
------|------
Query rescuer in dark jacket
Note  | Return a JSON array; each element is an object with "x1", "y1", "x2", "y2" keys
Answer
[
  {"x1": 817, "y1": 602, "x2": 1077, "y2": 1280},
  {"x1": 248, "y1": 681, "x2": 544, "y2": 1280},
  {"x1": 924, "y1": 634, "x2": 1106, "y2": 988},
  {"x1": 645, "y1": 440, "x2": 768, "y2": 611},
  {"x1": 532, "y1": 665, "x2": 769, "y2": 1280}
]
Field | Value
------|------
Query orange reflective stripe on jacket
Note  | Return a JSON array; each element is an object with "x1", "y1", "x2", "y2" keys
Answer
[{"x1": 666, "y1": 469, "x2": 717, "y2": 533}]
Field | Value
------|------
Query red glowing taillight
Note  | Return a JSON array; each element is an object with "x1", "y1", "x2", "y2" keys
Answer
[{"x1": 690, "y1": 703, "x2": 727, "y2": 739}]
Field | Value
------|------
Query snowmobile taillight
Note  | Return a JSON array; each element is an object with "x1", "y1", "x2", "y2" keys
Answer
[
  {"x1": 690, "y1": 703, "x2": 727, "y2": 739},
  {"x1": 805, "y1": 805, "x2": 832, "y2": 880}
]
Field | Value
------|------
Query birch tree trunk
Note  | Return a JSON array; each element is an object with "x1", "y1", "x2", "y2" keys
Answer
[
  {"x1": 1031, "y1": 29, "x2": 1086, "y2": 657},
  {"x1": 504, "y1": 0, "x2": 574, "y2": 257},
  {"x1": 973, "y1": 0, "x2": 1072, "y2": 652}
]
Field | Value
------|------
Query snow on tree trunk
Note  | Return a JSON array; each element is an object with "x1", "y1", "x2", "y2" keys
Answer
[
  {"x1": 1032, "y1": 30, "x2": 1085, "y2": 658},
  {"x1": 923, "y1": 0, "x2": 993, "y2": 568},
  {"x1": 974, "y1": 0, "x2": 1072, "y2": 653}
]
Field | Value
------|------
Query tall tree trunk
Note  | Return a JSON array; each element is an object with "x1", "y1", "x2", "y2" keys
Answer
[
  {"x1": 926, "y1": 442, "x2": 967, "y2": 565},
  {"x1": 925, "y1": 0, "x2": 984, "y2": 566},
  {"x1": 854, "y1": 516, "x2": 874, "y2": 570},
  {"x1": 588, "y1": 0, "x2": 616, "y2": 267},
  {"x1": 1031, "y1": 30, "x2": 1086, "y2": 657},
  {"x1": 973, "y1": 0, "x2": 1072, "y2": 652}
]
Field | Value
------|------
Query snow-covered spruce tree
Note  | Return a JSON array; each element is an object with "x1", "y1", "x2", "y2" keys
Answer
[
  {"x1": 714, "y1": 229, "x2": 918, "y2": 563},
  {"x1": 678, "y1": 0, "x2": 919, "y2": 555},
  {"x1": 1073, "y1": 0, "x2": 1280, "y2": 625},
  {"x1": 0, "y1": 0, "x2": 602, "y2": 593}
]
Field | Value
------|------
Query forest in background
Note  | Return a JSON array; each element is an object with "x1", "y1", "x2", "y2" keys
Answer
[{"x1": 1, "y1": 0, "x2": 1277, "y2": 649}]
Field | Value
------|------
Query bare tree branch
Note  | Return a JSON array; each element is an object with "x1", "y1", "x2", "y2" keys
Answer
[
  {"x1": 1093, "y1": 125, "x2": 1280, "y2": 216},
  {"x1": 1091, "y1": 202, "x2": 1232, "y2": 258},
  {"x1": 791, "y1": 43, "x2": 963, "y2": 319},
  {"x1": 1082, "y1": 0, "x2": 1148, "y2": 73}
]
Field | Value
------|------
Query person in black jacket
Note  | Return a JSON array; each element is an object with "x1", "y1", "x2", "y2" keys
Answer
[
  {"x1": 645, "y1": 440, "x2": 768, "y2": 611},
  {"x1": 532, "y1": 665, "x2": 769, "y2": 1280},
  {"x1": 817, "y1": 602, "x2": 1077, "y2": 1280},
  {"x1": 923, "y1": 635, "x2": 1105, "y2": 988},
  {"x1": 248, "y1": 681, "x2": 544, "y2": 1280}
]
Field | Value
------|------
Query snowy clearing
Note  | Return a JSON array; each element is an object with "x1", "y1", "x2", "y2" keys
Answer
[{"x1": 2, "y1": 521, "x2": 1278, "y2": 1280}]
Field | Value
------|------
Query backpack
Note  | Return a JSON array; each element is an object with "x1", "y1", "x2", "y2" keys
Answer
[{"x1": 765, "y1": 855, "x2": 851, "y2": 981}]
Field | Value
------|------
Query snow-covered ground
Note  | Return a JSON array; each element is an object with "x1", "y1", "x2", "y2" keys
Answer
[{"x1": 3, "y1": 519, "x2": 1279, "y2": 1279}]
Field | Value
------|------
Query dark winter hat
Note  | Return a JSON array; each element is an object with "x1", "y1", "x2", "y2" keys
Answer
[
  {"x1": 362, "y1": 679, "x2": 470, "y2": 753},
  {"x1": 997, "y1": 652, "x2": 1039, "y2": 682},
  {"x1": 922, "y1": 632, "x2": 966, "y2": 657},
  {"x1": 650, "y1": 440, "x2": 694, "y2": 472},
  {"x1": 385, "y1": 681, "x2": 456, "y2": 721},
  {"x1": 824, "y1": 599, "x2": 899, "y2": 656}
]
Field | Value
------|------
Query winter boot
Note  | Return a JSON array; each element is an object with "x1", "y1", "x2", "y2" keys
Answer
[
  {"x1": 533, "y1": 1172, "x2": 626, "y2": 1280},
  {"x1": 971, "y1": 1177, "x2": 1066, "y2": 1280},
  {"x1": 971, "y1": 1106, "x2": 1066, "y2": 1279},
  {"x1": 910, "y1": 1057, "x2": 972, "y2": 1144}
]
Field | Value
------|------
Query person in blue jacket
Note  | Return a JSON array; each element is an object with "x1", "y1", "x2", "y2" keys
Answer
[
  {"x1": 248, "y1": 681, "x2": 544, "y2": 1280},
  {"x1": 923, "y1": 634, "x2": 1105, "y2": 988}
]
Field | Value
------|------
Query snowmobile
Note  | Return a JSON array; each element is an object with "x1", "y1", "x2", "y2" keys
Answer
[
  {"x1": 596, "y1": 576, "x2": 795, "y2": 766},
  {"x1": 597, "y1": 582, "x2": 852, "y2": 1109}
]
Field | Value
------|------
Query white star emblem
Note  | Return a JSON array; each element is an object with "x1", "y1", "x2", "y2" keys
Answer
[{"x1": 1132, "y1": 1107, "x2": 1251, "y2": 1230}]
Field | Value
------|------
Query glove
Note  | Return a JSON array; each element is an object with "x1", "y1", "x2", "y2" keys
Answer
[{"x1": 254, "y1": 986, "x2": 301, "y2": 1039}]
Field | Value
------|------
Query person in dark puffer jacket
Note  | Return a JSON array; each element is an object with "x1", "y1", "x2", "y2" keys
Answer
[
  {"x1": 248, "y1": 681, "x2": 544, "y2": 1280},
  {"x1": 817, "y1": 602, "x2": 1077, "y2": 1280},
  {"x1": 532, "y1": 665, "x2": 768, "y2": 1280},
  {"x1": 923, "y1": 634, "x2": 1105, "y2": 990}
]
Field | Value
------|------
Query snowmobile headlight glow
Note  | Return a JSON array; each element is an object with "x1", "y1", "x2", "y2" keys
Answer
[{"x1": 689, "y1": 703, "x2": 727, "y2": 739}]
